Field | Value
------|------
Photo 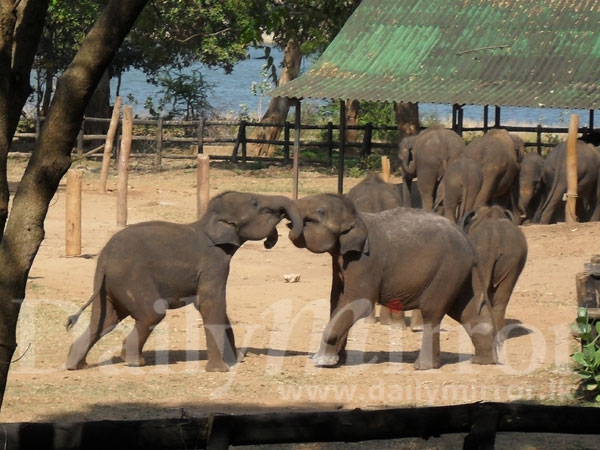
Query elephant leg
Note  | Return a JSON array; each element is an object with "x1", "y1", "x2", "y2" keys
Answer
[
  {"x1": 414, "y1": 313, "x2": 443, "y2": 370},
  {"x1": 417, "y1": 175, "x2": 436, "y2": 211},
  {"x1": 410, "y1": 309, "x2": 424, "y2": 331},
  {"x1": 197, "y1": 279, "x2": 238, "y2": 372},
  {"x1": 539, "y1": 190, "x2": 563, "y2": 224},
  {"x1": 490, "y1": 265, "x2": 523, "y2": 340},
  {"x1": 365, "y1": 305, "x2": 377, "y2": 324},
  {"x1": 313, "y1": 294, "x2": 373, "y2": 367},
  {"x1": 66, "y1": 295, "x2": 125, "y2": 370},
  {"x1": 121, "y1": 318, "x2": 162, "y2": 367},
  {"x1": 379, "y1": 306, "x2": 406, "y2": 327}
]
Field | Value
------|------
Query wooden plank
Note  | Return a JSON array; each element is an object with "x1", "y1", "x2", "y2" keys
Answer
[
  {"x1": 197, "y1": 154, "x2": 210, "y2": 219},
  {"x1": 65, "y1": 170, "x2": 83, "y2": 257}
]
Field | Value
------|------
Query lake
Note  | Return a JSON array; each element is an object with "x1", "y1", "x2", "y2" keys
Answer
[{"x1": 112, "y1": 46, "x2": 591, "y2": 128}]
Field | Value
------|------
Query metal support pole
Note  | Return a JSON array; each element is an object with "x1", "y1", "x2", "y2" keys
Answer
[
  {"x1": 338, "y1": 100, "x2": 346, "y2": 195},
  {"x1": 495, "y1": 106, "x2": 501, "y2": 128},
  {"x1": 292, "y1": 100, "x2": 301, "y2": 200},
  {"x1": 483, "y1": 105, "x2": 489, "y2": 133}
]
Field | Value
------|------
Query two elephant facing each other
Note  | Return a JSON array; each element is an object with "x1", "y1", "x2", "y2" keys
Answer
[{"x1": 66, "y1": 189, "x2": 523, "y2": 372}]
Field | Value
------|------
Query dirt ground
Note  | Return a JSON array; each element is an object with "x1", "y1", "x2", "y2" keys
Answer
[{"x1": 0, "y1": 155, "x2": 598, "y2": 449}]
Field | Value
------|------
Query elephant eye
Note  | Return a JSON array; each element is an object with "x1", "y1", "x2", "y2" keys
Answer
[
  {"x1": 316, "y1": 208, "x2": 326, "y2": 216},
  {"x1": 261, "y1": 208, "x2": 274, "y2": 215}
]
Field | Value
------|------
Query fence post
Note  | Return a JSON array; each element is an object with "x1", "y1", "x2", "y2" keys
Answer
[
  {"x1": 65, "y1": 169, "x2": 83, "y2": 257},
  {"x1": 117, "y1": 106, "x2": 133, "y2": 227},
  {"x1": 360, "y1": 123, "x2": 373, "y2": 157},
  {"x1": 197, "y1": 154, "x2": 210, "y2": 219},
  {"x1": 98, "y1": 96, "x2": 122, "y2": 193},
  {"x1": 283, "y1": 121, "x2": 290, "y2": 163},
  {"x1": 457, "y1": 106, "x2": 464, "y2": 137},
  {"x1": 231, "y1": 121, "x2": 243, "y2": 163},
  {"x1": 326, "y1": 121, "x2": 333, "y2": 168},
  {"x1": 292, "y1": 102, "x2": 301, "y2": 200},
  {"x1": 198, "y1": 117, "x2": 205, "y2": 154},
  {"x1": 240, "y1": 120, "x2": 247, "y2": 164},
  {"x1": 495, "y1": 106, "x2": 501, "y2": 127},
  {"x1": 590, "y1": 109, "x2": 595, "y2": 131},
  {"x1": 155, "y1": 118, "x2": 163, "y2": 169},
  {"x1": 536, "y1": 125, "x2": 542, "y2": 155},
  {"x1": 565, "y1": 114, "x2": 579, "y2": 225},
  {"x1": 381, "y1": 156, "x2": 390, "y2": 182},
  {"x1": 77, "y1": 120, "x2": 84, "y2": 158}
]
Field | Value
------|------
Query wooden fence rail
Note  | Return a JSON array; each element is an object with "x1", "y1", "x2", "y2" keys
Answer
[
  {"x1": 1, "y1": 402, "x2": 598, "y2": 449},
  {"x1": 13, "y1": 116, "x2": 595, "y2": 168}
]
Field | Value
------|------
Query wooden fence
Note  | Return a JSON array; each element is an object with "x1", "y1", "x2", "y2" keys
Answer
[
  {"x1": 12, "y1": 115, "x2": 594, "y2": 167},
  {"x1": 1, "y1": 402, "x2": 599, "y2": 449}
]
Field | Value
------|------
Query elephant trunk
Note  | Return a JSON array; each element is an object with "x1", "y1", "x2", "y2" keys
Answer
[{"x1": 266, "y1": 195, "x2": 304, "y2": 241}]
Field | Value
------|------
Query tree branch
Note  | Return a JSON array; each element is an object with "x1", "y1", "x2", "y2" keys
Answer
[{"x1": 174, "y1": 27, "x2": 231, "y2": 43}]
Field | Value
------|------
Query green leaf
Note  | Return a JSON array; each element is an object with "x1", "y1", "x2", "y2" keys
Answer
[
  {"x1": 595, "y1": 393, "x2": 600, "y2": 402},
  {"x1": 573, "y1": 352, "x2": 587, "y2": 365},
  {"x1": 586, "y1": 383, "x2": 598, "y2": 391},
  {"x1": 579, "y1": 372, "x2": 592, "y2": 379}
]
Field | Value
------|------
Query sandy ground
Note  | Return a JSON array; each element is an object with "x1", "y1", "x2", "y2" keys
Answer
[{"x1": 0, "y1": 156, "x2": 598, "y2": 449}]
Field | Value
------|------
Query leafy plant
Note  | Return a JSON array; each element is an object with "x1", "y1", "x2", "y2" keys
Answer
[{"x1": 572, "y1": 307, "x2": 600, "y2": 402}]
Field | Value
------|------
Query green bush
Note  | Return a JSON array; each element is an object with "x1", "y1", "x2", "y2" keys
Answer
[{"x1": 572, "y1": 307, "x2": 600, "y2": 402}]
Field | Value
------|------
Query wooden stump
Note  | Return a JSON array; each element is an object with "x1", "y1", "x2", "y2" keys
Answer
[{"x1": 66, "y1": 170, "x2": 83, "y2": 257}]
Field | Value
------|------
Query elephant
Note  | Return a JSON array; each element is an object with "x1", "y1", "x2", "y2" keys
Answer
[
  {"x1": 398, "y1": 125, "x2": 466, "y2": 211},
  {"x1": 465, "y1": 128, "x2": 525, "y2": 222},
  {"x1": 290, "y1": 194, "x2": 498, "y2": 370},
  {"x1": 346, "y1": 173, "x2": 406, "y2": 327},
  {"x1": 461, "y1": 205, "x2": 528, "y2": 337},
  {"x1": 65, "y1": 191, "x2": 303, "y2": 372},
  {"x1": 441, "y1": 155, "x2": 483, "y2": 223},
  {"x1": 518, "y1": 152, "x2": 545, "y2": 223},
  {"x1": 536, "y1": 140, "x2": 600, "y2": 224}
]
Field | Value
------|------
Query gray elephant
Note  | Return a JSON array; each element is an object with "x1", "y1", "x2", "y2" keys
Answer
[
  {"x1": 398, "y1": 125, "x2": 465, "y2": 211},
  {"x1": 65, "y1": 192, "x2": 302, "y2": 372},
  {"x1": 346, "y1": 173, "x2": 405, "y2": 327},
  {"x1": 461, "y1": 206, "x2": 528, "y2": 336},
  {"x1": 290, "y1": 194, "x2": 497, "y2": 369},
  {"x1": 536, "y1": 140, "x2": 600, "y2": 224},
  {"x1": 518, "y1": 152, "x2": 545, "y2": 223},
  {"x1": 465, "y1": 129, "x2": 524, "y2": 222},
  {"x1": 442, "y1": 155, "x2": 483, "y2": 223}
]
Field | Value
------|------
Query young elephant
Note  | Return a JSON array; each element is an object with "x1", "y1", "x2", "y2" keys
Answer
[
  {"x1": 66, "y1": 192, "x2": 302, "y2": 372},
  {"x1": 346, "y1": 173, "x2": 405, "y2": 327},
  {"x1": 518, "y1": 152, "x2": 545, "y2": 223},
  {"x1": 291, "y1": 194, "x2": 497, "y2": 369},
  {"x1": 442, "y1": 155, "x2": 483, "y2": 223},
  {"x1": 462, "y1": 206, "x2": 528, "y2": 336}
]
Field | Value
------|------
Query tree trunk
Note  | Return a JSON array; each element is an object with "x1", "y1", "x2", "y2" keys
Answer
[
  {"x1": 0, "y1": 0, "x2": 150, "y2": 410},
  {"x1": 345, "y1": 99, "x2": 360, "y2": 149},
  {"x1": 394, "y1": 102, "x2": 420, "y2": 140},
  {"x1": 246, "y1": 39, "x2": 301, "y2": 157}
]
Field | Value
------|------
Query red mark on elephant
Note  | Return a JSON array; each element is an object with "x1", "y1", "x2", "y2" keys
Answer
[{"x1": 388, "y1": 298, "x2": 404, "y2": 313}]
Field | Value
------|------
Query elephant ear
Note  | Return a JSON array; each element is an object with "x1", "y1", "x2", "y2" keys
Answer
[
  {"x1": 503, "y1": 209, "x2": 514, "y2": 223},
  {"x1": 460, "y1": 210, "x2": 477, "y2": 234},
  {"x1": 204, "y1": 216, "x2": 240, "y2": 247},
  {"x1": 339, "y1": 217, "x2": 369, "y2": 256}
]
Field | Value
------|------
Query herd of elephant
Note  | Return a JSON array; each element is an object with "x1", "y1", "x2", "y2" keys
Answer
[
  {"x1": 397, "y1": 125, "x2": 600, "y2": 225},
  {"x1": 70, "y1": 123, "x2": 600, "y2": 373}
]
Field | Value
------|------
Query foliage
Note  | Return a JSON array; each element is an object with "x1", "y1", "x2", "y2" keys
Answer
[
  {"x1": 144, "y1": 69, "x2": 212, "y2": 120},
  {"x1": 572, "y1": 307, "x2": 600, "y2": 402}
]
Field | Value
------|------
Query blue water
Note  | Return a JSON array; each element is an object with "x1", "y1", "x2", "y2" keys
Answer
[{"x1": 112, "y1": 46, "x2": 592, "y2": 127}]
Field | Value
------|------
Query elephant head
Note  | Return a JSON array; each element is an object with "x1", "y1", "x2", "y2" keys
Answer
[
  {"x1": 290, "y1": 194, "x2": 368, "y2": 256},
  {"x1": 203, "y1": 192, "x2": 303, "y2": 249},
  {"x1": 398, "y1": 135, "x2": 417, "y2": 179},
  {"x1": 510, "y1": 134, "x2": 526, "y2": 164},
  {"x1": 460, "y1": 205, "x2": 513, "y2": 234}
]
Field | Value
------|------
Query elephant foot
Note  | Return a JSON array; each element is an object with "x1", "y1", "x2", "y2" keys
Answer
[
  {"x1": 121, "y1": 349, "x2": 145, "y2": 367},
  {"x1": 472, "y1": 352, "x2": 497, "y2": 365},
  {"x1": 413, "y1": 355, "x2": 440, "y2": 370},
  {"x1": 364, "y1": 315, "x2": 377, "y2": 324},
  {"x1": 206, "y1": 359, "x2": 230, "y2": 372},
  {"x1": 312, "y1": 351, "x2": 339, "y2": 367},
  {"x1": 65, "y1": 360, "x2": 87, "y2": 370}
]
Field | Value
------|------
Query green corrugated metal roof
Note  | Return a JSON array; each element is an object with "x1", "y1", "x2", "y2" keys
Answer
[{"x1": 273, "y1": 0, "x2": 600, "y2": 109}]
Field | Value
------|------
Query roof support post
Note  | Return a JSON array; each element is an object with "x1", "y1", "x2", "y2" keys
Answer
[
  {"x1": 338, "y1": 99, "x2": 346, "y2": 195},
  {"x1": 483, "y1": 105, "x2": 489, "y2": 133},
  {"x1": 495, "y1": 106, "x2": 501, "y2": 128},
  {"x1": 590, "y1": 109, "x2": 595, "y2": 131},
  {"x1": 292, "y1": 99, "x2": 301, "y2": 200},
  {"x1": 457, "y1": 105, "x2": 464, "y2": 137},
  {"x1": 451, "y1": 104, "x2": 458, "y2": 132}
]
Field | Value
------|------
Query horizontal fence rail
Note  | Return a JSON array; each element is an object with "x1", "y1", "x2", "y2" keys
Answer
[
  {"x1": 0, "y1": 402, "x2": 599, "y2": 449},
  {"x1": 12, "y1": 115, "x2": 595, "y2": 168}
]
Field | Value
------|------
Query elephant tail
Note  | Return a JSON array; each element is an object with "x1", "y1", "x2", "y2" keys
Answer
[
  {"x1": 66, "y1": 258, "x2": 107, "y2": 331},
  {"x1": 536, "y1": 164, "x2": 561, "y2": 223},
  {"x1": 471, "y1": 246, "x2": 500, "y2": 350}
]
